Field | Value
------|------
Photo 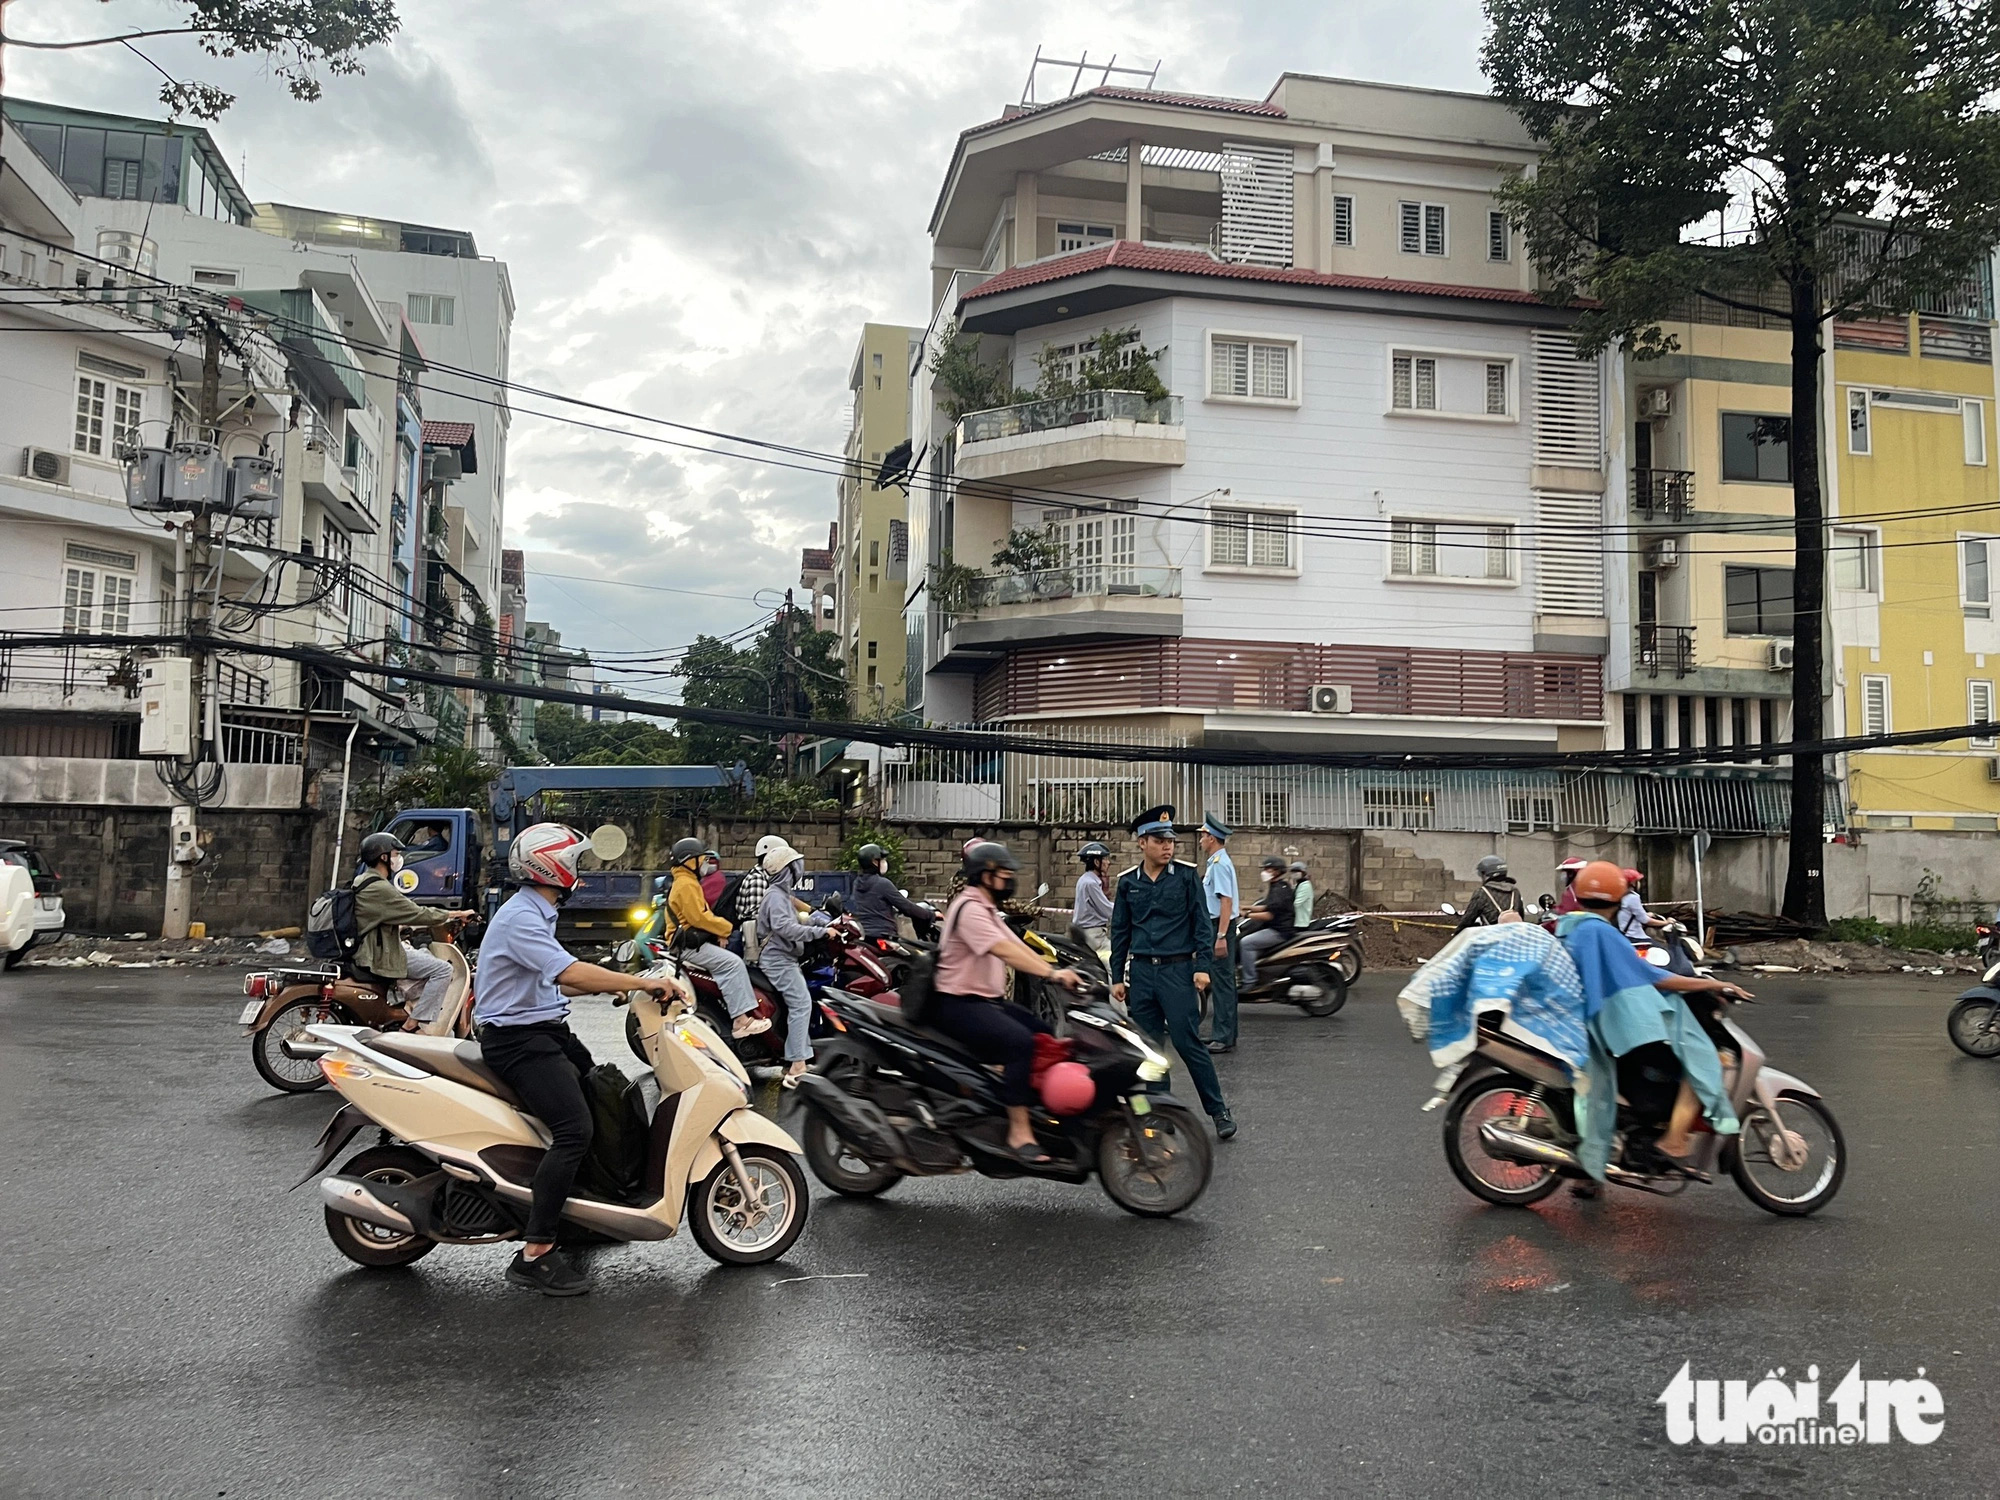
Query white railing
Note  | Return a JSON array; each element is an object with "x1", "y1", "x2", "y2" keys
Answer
[{"x1": 959, "y1": 390, "x2": 1182, "y2": 444}]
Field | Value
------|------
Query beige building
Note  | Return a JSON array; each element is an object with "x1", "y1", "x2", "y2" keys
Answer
[{"x1": 833, "y1": 322, "x2": 920, "y2": 711}]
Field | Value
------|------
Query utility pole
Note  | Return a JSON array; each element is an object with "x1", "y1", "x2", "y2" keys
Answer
[
  {"x1": 779, "y1": 588, "x2": 798, "y2": 780},
  {"x1": 162, "y1": 318, "x2": 223, "y2": 940}
]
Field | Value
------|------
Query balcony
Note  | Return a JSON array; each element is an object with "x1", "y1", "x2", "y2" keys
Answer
[
  {"x1": 937, "y1": 564, "x2": 1182, "y2": 667},
  {"x1": 1637, "y1": 623, "x2": 1696, "y2": 678},
  {"x1": 300, "y1": 441, "x2": 376, "y2": 534},
  {"x1": 954, "y1": 390, "x2": 1185, "y2": 485},
  {"x1": 1631, "y1": 469, "x2": 1694, "y2": 521}
]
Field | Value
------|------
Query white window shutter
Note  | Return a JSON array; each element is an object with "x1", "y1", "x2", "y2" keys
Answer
[
  {"x1": 1399, "y1": 202, "x2": 1423, "y2": 255},
  {"x1": 1211, "y1": 339, "x2": 1249, "y2": 397},
  {"x1": 1532, "y1": 331, "x2": 1604, "y2": 469},
  {"x1": 1535, "y1": 491, "x2": 1604, "y2": 614},
  {"x1": 1423, "y1": 203, "x2": 1446, "y2": 256},
  {"x1": 1862, "y1": 676, "x2": 1891, "y2": 737},
  {"x1": 1219, "y1": 144, "x2": 1294, "y2": 267}
]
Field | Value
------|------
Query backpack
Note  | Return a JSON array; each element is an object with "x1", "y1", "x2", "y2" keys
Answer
[
  {"x1": 896, "y1": 897, "x2": 966, "y2": 1025},
  {"x1": 718, "y1": 871, "x2": 749, "y2": 923},
  {"x1": 306, "y1": 874, "x2": 381, "y2": 962}
]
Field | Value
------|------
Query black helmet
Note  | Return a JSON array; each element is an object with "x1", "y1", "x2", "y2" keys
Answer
[
  {"x1": 670, "y1": 837, "x2": 705, "y2": 868},
  {"x1": 359, "y1": 831, "x2": 403, "y2": 867},
  {"x1": 962, "y1": 840, "x2": 1019, "y2": 881},
  {"x1": 1261, "y1": 855, "x2": 1287, "y2": 873},
  {"x1": 1078, "y1": 841, "x2": 1108, "y2": 864},
  {"x1": 1476, "y1": 854, "x2": 1508, "y2": 880},
  {"x1": 857, "y1": 842, "x2": 887, "y2": 872}
]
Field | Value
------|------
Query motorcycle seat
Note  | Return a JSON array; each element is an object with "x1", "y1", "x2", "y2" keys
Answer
[
  {"x1": 846, "y1": 995, "x2": 962, "y2": 1047},
  {"x1": 368, "y1": 1033, "x2": 522, "y2": 1108}
]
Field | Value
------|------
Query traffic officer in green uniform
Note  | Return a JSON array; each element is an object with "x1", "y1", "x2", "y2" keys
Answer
[{"x1": 1110, "y1": 805, "x2": 1237, "y2": 1140}]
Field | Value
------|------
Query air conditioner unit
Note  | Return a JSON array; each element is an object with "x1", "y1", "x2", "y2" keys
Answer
[
  {"x1": 138, "y1": 657, "x2": 195, "y2": 758},
  {"x1": 1309, "y1": 683, "x2": 1353, "y2": 714},
  {"x1": 1648, "y1": 537, "x2": 1680, "y2": 569},
  {"x1": 1640, "y1": 386, "x2": 1673, "y2": 418},
  {"x1": 21, "y1": 446, "x2": 70, "y2": 486},
  {"x1": 1768, "y1": 640, "x2": 1796, "y2": 670}
]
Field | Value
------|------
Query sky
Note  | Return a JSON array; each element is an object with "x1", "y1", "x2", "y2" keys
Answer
[{"x1": 8, "y1": 0, "x2": 1490, "y2": 679}]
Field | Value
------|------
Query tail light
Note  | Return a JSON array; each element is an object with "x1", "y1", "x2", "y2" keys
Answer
[
  {"x1": 320, "y1": 982, "x2": 336, "y2": 1001},
  {"x1": 819, "y1": 1003, "x2": 847, "y2": 1032},
  {"x1": 243, "y1": 973, "x2": 268, "y2": 998}
]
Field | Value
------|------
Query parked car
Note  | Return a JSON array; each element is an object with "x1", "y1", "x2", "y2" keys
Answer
[{"x1": 0, "y1": 840, "x2": 64, "y2": 968}]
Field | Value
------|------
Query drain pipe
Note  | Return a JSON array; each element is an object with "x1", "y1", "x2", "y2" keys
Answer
[{"x1": 328, "y1": 718, "x2": 360, "y2": 885}]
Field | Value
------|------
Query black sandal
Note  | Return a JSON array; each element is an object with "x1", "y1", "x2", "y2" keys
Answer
[{"x1": 1012, "y1": 1141, "x2": 1052, "y2": 1166}]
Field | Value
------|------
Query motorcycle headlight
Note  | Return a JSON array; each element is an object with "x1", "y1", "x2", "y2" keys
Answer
[
  {"x1": 1113, "y1": 1025, "x2": 1172, "y2": 1075},
  {"x1": 1136, "y1": 1057, "x2": 1170, "y2": 1083}
]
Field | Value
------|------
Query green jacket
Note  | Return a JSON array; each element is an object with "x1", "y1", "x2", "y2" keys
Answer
[{"x1": 351, "y1": 870, "x2": 451, "y2": 978}]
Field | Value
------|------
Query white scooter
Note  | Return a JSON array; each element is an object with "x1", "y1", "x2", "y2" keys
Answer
[{"x1": 297, "y1": 968, "x2": 811, "y2": 1268}]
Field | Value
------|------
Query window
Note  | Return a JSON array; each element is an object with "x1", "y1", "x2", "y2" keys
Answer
[
  {"x1": 1390, "y1": 519, "x2": 1514, "y2": 581},
  {"x1": 868, "y1": 539, "x2": 879, "y2": 566},
  {"x1": 1209, "y1": 507, "x2": 1296, "y2": 571},
  {"x1": 1963, "y1": 537, "x2": 1991, "y2": 618},
  {"x1": 1970, "y1": 680, "x2": 1997, "y2": 749},
  {"x1": 61, "y1": 542, "x2": 137, "y2": 633},
  {"x1": 1392, "y1": 355, "x2": 1436, "y2": 410},
  {"x1": 1848, "y1": 388, "x2": 1871, "y2": 454},
  {"x1": 190, "y1": 266, "x2": 239, "y2": 288},
  {"x1": 1487, "y1": 210, "x2": 1511, "y2": 262},
  {"x1": 1830, "y1": 530, "x2": 1875, "y2": 593},
  {"x1": 320, "y1": 519, "x2": 352, "y2": 615},
  {"x1": 1365, "y1": 784, "x2": 1435, "y2": 830},
  {"x1": 1967, "y1": 399, "x2": 1988, "y2": 466},
  {"x1": 1055, "y1": 221, "x2": 1116, "y2": 253},
  {"x1": 1485, "y1": 362, "x2": 1509, "y2": 416},
  {"x1": 72, "y1": 374, "x2": 143, "y2": 457},
  {"x1": 1209, "y1": 335, "x2": 1295, "y2": 402},
  {"x1": 866, "y1": 640, "x2": 878, "y2": 659},
  {"x1": 407, "y1": 293, "x2": 455, "y2": 326},
  {"x1": 1332, "y1": 194, "x2": 1354, "y2": 247},
  {"x1": 871, "y1": 351, "x2": 883, "y2": 391},
  {"x1": 1398, "y1": 201, "x2": 1447, "y2": 256},
  {"x1": 1724, "y1": 565, "x2": 1794, "y2": 636},
  {"x1": 1721, "y1": 413, "x2": 1792, "y2": 482},
  {"x1": 1861, "y1": 675, "x2": 1891, "y2": 737}
]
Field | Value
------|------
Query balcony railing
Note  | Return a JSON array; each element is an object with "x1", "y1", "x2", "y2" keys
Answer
[
  {"x1": 1632, "y1": 468, "x2": 1694, "y2": 520},
  {"x1": 962, "y1": 565, "x2": 1181, "y2": 613},
  {"x1": 1637, "y1": 623, "x2": 1696, "y2": 678},
  {"x1": 959, "y1": 390, "x2": 1184, "y2": 445}
]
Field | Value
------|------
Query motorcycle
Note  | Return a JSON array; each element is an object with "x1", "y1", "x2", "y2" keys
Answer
[
  {"x1": 1945, "y1": 943, "x2": 2000, "y2": 1058},
  {"x1": 239, "y1": 931, "x2": 474, "y2": 1094},
  {"x1": 1635, "y1": 917, "x2": 1706, "y2": 979},
  {"x1": 1230, "y1": 913, "x2": 1355, "y2": 1016},
  {"x1": 795, "y1": 982, "x2": 1213, "y2": 1217},
  {"x1": 298, "y1": 969, "x2": 810, "y2": 1268},
  {"x1": 1439, "y1": 990, "x2": 1845, "y2": 1216}
]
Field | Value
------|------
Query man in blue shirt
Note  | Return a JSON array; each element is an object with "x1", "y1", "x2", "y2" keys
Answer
[
  {"x1": 1197, "y1": 814, "x2": 1240, "y2": 1053},
  {"x1": 475, "y1": 824, "x2": 672, "y2": 1297},
  {"x1": 1110, "y1": 805, "x2": 1235, "y2": 1139}
]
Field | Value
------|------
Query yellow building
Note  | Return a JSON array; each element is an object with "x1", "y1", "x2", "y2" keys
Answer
[
  {"x1": 829, "y1": 322, "x2": 919, "y2": 711},
  {"x1": 1831, "y1": 307, "x2": 2000, "y2": 830}
]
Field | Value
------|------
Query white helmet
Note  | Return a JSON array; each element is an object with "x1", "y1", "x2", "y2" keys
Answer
[
  {"x1": 754, "y1": 835, "x2": 785, "y2": 860},
  {"x1": 509, "y1": 823, "x2": 588, "y2": 894},
  {"x1": 761, "y1": 840, "x2": 804, "y2": 877}
]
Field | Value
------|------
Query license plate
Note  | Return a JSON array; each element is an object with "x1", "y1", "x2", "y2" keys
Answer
[
  {"x1": 237, "y1": 1001, "x2": 263, "y2": 1025},
  {"x1": 1129, "y1": 1095, "x2": 1152, "y2": 1115},
  {"x1": 36, "y1": 897, "x2": 59, "y2": 911}
]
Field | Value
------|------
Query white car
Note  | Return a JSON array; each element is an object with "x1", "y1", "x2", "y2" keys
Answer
[{"x1": 0, "y1": 840, "x2": 64, "y2": 969}]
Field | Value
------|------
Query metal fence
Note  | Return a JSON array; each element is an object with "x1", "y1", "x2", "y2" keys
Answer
[{"x1": 878, "y1": 725, "x2": 1808, "y2": 836}]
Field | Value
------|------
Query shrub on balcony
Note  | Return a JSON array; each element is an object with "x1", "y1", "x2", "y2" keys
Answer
[
  {"x1": 1034, "y1": 326, "x2": 1168, "y2": 403},
  {"x1": 930, "y1": 321, "x2": 1033, "y2": 422},
  {"x1": 990, "y1": 524, "x2": 1068, "y2": 574}
]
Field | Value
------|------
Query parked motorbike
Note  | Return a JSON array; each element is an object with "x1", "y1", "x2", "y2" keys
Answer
[
  {"x1": 1231, "y1": 916, "x2": 1352, "y2": 1016},
  {"x1": 795, "y1": 982, "x2": 1213, "y2": 1217},
  {"x1": 299, "y1": 969, "x2": 810, "y2": 1268},
  {"x1": 1635, "y1": 917, "x2": 1706, "y2": 979},
  {"x1": 1945, "y1": 947, "x2": 2000, "y2": 1058},
  {"x1": 239, "y1": 932, "x2": 474, "y2": 1094},
  {"x1": 1440, "y1": 990, "x2": 1845, "y2": 1216}
]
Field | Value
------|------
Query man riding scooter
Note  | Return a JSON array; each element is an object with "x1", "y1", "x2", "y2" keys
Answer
[
  {"x1": 663, "y1": 837, "x2": 772, "y2": 1043},
  {"x1": 351, "y1": 832, "x2": 475, "y2": 1028},
  {"x1": 1237, "y1": 856, "x2": 1296, "y2": 990},
  {"x1": 849, "y1": 842, "x2": 936, "y2": 942}
]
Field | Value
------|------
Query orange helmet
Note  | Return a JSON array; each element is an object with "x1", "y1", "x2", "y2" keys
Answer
[{"x1": 1571, "y1": 860, "x2": 1629, "y2": 911}]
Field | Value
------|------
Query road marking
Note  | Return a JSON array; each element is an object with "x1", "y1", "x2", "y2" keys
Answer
[{"x1": 769, "y1": 1272, "x2": 870, "y2": 1288}]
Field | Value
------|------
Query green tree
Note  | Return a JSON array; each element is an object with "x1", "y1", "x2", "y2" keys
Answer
[
  {"x1": 928, "y1": 320, "x2": 1032, "y2": 422},
  {"x1": 1032, "y1": 326, "x2": 1169, "y2": 402},
  {"x1": 1484, "y1": 0, "x2": 2000, "y2": 924},
  {"x1": 0, "y1": 1, "x2": 399, "y2": 119},
  {"x1": 837, "y1": 820, "x2": 905, "y2": 881},
  {"x1": 990, "y1": 524, "x2": 1068, "y2": 575},
  {"x1": 359, "y1": 742, "x2": 495, "y2": 826},
  {"x1": 675, "y1": 603, "x2": 848, "y2": 776},
  {"x1": 533, "y1": 704, "x2": 682, "y2": 766}
]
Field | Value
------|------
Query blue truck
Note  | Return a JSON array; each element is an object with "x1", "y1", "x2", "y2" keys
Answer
[{"x1": 380, "y1": 762, "x2": 755, "y2": 941}]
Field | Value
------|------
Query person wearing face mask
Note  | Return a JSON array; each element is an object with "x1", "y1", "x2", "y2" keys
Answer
[
  {"x1": 757, "y1": 840, "x2": 835, "y2": 1089},
  {"x1": 350, "y1": 831, "x2": 474, "y2": 1027},
  {"x1": 1236, "y1": 855, "x2": 1296, "y2": 990}
]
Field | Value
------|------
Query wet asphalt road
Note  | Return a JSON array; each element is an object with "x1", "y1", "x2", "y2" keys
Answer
[{"x1": 0, "y1": 964, "x2": 1994, "y2": 1498}]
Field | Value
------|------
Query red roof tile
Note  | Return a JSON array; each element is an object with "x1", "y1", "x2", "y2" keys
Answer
[
  {"x1": 961, "y1": 241, "x2": 1559, "y2": 309},
  {"x1": 800, "y1": 549, "x2": 834, "y2": 573},
  {"x1": 421, "y1": 420, "x2": 476, "y2": 448}
]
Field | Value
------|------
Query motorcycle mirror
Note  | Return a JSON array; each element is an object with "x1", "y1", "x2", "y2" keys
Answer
[
  {"x1": 1525, "y1": 905, "x2": 1543, "y2": 918},
  {"x1": 1538, "y1": 893, "x2": 1555, "y2": 910},
  {"x1": 899, "y1": 889, "x2": 910, "y2": 898},
  {"x1": 1036, "y1": 882, "x2": 1050, "y2": 898},
  {"x1": 822, "y1": 893, "x2": 845, "y2": 915},
  {"x1": 1438, "y1": 902, "x2": 1456, "y2": 915}
]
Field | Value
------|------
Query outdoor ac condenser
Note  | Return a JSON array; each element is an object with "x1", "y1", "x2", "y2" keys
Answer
[
  {"x1": 21, "y1": 446, "x2": 70, "y2": 486},
  {"x1": 1309, "y1": 683, "x2": 1353, "y2": 714},
  {"x1": 1768, "y1": 641, "x2": 1796, "y2": 670}
]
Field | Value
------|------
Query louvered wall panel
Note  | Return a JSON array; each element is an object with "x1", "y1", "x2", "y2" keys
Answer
[
  {"x1": 1531, "y1": 330, "x2": 1603, "y2": 468},
  {"x1": 1535, "y1": 492, "x2": 1606, "y2": 615},
  {"x1": 1218, "y1": 143, "x2": 1294, "y2": 268}
]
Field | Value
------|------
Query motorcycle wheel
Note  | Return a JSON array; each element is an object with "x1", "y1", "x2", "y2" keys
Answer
[
  {"x1": 1291, "y1": 962, "x2": 1349, "y2": 1017},
  {"x1": 1098, "y1": 1104, "x2": 1212, "y2": 1218},
  {"x1": 1442, "y1": 1077, "x2": 1564, "y2": 1206},
  {"x1": 1336, "y1": 946, "x2": 1364, "y2": 986},
  {"x1": 1726, "y1": 1092, "x2": 1845, "y2": 1216},
  {"x1": 1946, "y1": 996, "x2": 2000, "y2": 1058},
  {"x1": 251, "y1": 997, "x2": 342, "y2": 1093},
  {"x1": 323, "y1": 1145, "x2": 437, "y2": 1268},
  {"x1": 687, "y1": 1145, "x2": 809, "y2": 1265},
  {"x1": 802, "y1": 1114, "x2": 901, "y2": 1197}
]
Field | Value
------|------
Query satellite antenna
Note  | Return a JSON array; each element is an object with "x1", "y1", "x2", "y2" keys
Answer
[{"x1": 1021, "y1": 46, "x2": 1161, "y2": 106}]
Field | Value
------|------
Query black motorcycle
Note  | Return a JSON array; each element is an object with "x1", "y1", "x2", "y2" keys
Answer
[
  {"x1": 793, "y1": 984, "x2": 1213, "y2": 1217},
  {"x1": 1946, "y1": 934, "x2": 2000, "y2": 1058}
]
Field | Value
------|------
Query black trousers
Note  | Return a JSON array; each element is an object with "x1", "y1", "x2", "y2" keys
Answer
[
  {"x1": 477, "y1": 1020, "x2": 595, "y2": 1242},
  {"x1": 929, "y1": 991, "x2": 1051, "y2": 1107}
]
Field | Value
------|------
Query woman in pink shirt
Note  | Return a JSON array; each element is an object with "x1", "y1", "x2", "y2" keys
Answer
[{"x1": 932, "y1": 842, "x2": 1083, "y2": 1164}]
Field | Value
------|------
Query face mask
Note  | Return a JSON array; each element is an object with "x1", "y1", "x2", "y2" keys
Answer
[
  {"x1": 1260, "y1": 870, "x2": 1275, "y2": 883},
  {"x1": 389, "y1": 853, "x2": 405, "y2": 874},
  {"x1": 992, "y1": 873, "x2": 1017, "y2": 898}
]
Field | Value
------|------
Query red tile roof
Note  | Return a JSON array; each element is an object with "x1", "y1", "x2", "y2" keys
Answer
[
  {"x1": 800, "y1": 549, "x2": 834, "y2": 573},
  {"x1": 421, "y1": 420, "x2": 476, "y2": 448},
  {"x1": 961, "y1": 241, "x2": 1559, "y2": 309}
]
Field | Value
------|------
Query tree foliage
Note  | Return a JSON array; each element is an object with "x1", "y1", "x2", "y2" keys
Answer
[
  {"x1": 3, "y1": 1, "x2": 400, "y2": 120},
  {"x1": 358, "y1": 742, "x2": 495, "y2": 825},
  {"x1": 533, "y1": 705, "x2": 682, "y2": 767},
  {"x1": 674, "y1": 603, "x2": 848, "y2": 775},
  {"x1": 1483, "y1": 0, "x2": 2000, "y2": 924},
  {"x1": 928, "y1": 320, "x2": 1032, "y2": 422},
  {"x1": 837, "y1": 820, "x2": 906, "y2": 881},
  {"x1": 1032, "y1": 326, "x2": 1169, "y2": 402},
  {"x1": 990, "y1": 524, "x2": 1068, "y2": 574}
]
